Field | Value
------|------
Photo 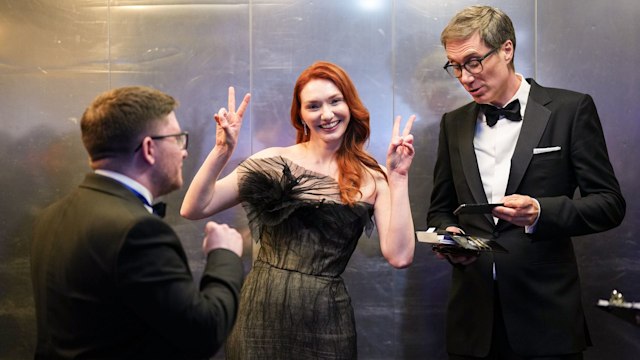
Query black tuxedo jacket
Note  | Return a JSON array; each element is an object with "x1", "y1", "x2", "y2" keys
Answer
[
  {"x1": 31, "y1": 173, "x2": 244, "y2": 359},
  {"x1": 427, "y1": 79, "x2": 625, "y2": 357}
]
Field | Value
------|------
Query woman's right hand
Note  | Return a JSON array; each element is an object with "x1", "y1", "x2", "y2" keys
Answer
[{"x1": 214, "y1": 86, "x2": 251, "y2": 152}]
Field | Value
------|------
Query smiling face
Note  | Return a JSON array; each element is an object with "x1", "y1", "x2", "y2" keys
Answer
[
  {"x1": 299, "y1": 78, "x2": 351, "y2": 146},
  {"x1": 445, "y1": 32, "x2": 519, "y2": 107}
]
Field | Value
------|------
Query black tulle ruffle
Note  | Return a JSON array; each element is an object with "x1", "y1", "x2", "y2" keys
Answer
[{"x1": 238, "y1": 156, "x2": 373, "y2": 243}]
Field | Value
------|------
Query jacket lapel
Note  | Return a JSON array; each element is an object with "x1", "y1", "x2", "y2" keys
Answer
[
  {"x1": 458, "y1": 103, "x2": 489, "y2": 205},
  {"x1": 505, "y1": 79, "x2": 552, "y2": 196}
]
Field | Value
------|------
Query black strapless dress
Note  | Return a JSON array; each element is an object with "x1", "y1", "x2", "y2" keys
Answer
[{"x1": 225, "y1": 156, "x2": 373, "y2": 360}]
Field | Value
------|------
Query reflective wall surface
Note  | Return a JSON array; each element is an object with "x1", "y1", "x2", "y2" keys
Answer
[{"x1": 1, "y1": 1, "x2": 638, "y2": 358}]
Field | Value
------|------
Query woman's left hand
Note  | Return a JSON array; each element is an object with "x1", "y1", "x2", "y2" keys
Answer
[{"x1": 386, "y1": 115, "x2": 416, "y2": 176}]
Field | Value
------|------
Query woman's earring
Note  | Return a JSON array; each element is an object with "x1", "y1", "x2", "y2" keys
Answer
[{"x1": 303, "y1": 122, "x2": 308, "y2": 136}]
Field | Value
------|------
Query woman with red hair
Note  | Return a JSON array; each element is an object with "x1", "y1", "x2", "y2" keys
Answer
[{"x1": 182, "y1": 61, "x2": 416, "y2": 359}]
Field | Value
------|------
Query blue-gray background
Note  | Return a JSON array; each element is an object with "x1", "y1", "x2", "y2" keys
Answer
[{"x1": 1, "y1": 0, "x2": 638, "y2": 359}]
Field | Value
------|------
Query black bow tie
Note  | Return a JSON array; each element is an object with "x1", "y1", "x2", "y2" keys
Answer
[
  {"x1": 151, "y1": 202, "x2": 166, "y2": 218},
  {"x1": 128, "y1": 187, "x2": 166, "y2": 218},
  {"x1": 480, "y1": 99, "x2": 522, "y2": 127}
]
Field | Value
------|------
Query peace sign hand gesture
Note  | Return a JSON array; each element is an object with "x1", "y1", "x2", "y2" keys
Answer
[
  {"x1": 214, "y1": 86, "x2": 251, "y2": 152},
  {"x1": 386, "y1": 114, "x2": 416, "y2": 176}
]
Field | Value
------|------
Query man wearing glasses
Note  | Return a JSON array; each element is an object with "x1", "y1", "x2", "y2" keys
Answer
[
  {"x1": 427, "y1": 5, "x2": 625, "y2": 360},
  {"x1": 31, "y1": 86, "x2": 245, "y2": 359}
]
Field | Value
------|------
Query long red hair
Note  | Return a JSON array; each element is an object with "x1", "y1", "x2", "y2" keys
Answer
[{"x1": 290, "y1": 61, "x2": 387, "y2": 205}]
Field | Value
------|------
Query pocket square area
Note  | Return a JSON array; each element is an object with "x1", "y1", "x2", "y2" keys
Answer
[{"x1": 533, "y1": 146, "x2": 561, "y2": 154}]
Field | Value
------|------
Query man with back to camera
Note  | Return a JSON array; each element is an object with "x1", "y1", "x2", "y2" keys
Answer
[
  {"x1": 30, "y1": 86, "x2": 245, "y2": 359},
  {"x1": 427, "y1": 5, "x2": 625, "y2": 360}
]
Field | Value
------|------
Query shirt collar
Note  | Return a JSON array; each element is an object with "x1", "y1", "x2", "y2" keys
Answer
[
  {"x1": 94, "y1": 169, "x2": 153, "y2": 205},
  {"x1": 508, "y1": 73, "x2": 531, "y2": 116}
]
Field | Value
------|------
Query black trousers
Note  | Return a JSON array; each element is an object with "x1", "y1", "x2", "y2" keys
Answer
[{"x1": 449, "y1": 285, "x2": 583, "y2": 360}]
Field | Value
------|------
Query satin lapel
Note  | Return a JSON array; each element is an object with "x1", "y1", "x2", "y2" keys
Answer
[
  {"x1": 505, "y1": 80, "x2": 552, "y2": 196},
  {"x1": 458, "y1": 103, "x2": 489, "y2": 205}
]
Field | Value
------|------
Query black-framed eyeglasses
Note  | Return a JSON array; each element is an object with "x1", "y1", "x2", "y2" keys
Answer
[
  {"x1": 443, "y1": 48, "x2": 498, "y2": 78},
  {"x1": 134, "y1": 131, "x2": 189, "y2": 152}
]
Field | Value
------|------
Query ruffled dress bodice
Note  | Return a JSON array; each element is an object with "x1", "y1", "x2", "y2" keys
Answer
[{"x1": 238, "y1": 156, "x2": 374, "y2": 276}]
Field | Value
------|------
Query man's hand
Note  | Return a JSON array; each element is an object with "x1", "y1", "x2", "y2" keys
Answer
[
  {"x1": 433, "y1": 226, "x2": 478, "y2": 266},
  {"x1": 434, "y1": 251, "x2": 478, "y2": 266},
  {"x1": 202, "y1": 221, "x2": 243, "y2": 257},
  {"x1": 493, "y1": 194, "x2": 539, "y2": 227}
]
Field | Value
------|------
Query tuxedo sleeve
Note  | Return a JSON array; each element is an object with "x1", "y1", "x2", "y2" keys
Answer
[
  {"x1": 535, "y1": 94, "x2": 625, "y2": 237},
  {"x1": 115, "y1": 216, "x2": 243, "y2": 358}
]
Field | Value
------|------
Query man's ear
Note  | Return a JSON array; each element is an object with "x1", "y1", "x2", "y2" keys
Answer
[
  {"x1": 139, "y1": 137, "x2": 157, "y2": 165},
  {"x1": 502, "y1": 40, "x2": 514, "y2": 62}
]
